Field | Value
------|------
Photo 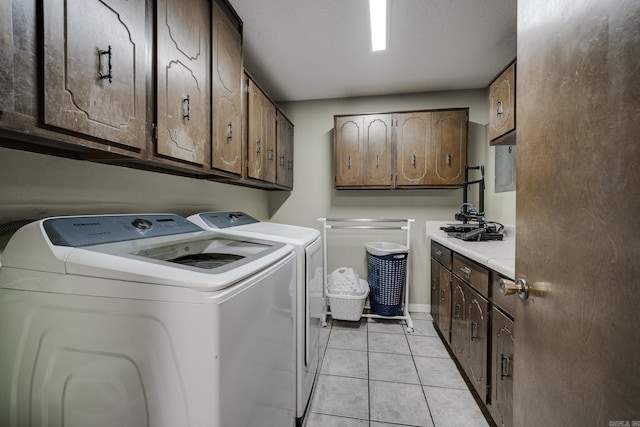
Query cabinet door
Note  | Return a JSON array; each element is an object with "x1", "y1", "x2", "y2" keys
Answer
[
  {"x1": 438, "y1": 266, "x2": 452, "y2": 344},
  {"x1": 43, "y1": 0, "x2": 146, "y2": 150},
  {"x1": 277, "y1": 113, "x2": 294, "y2": 188},
  {"x1": 395, "y1": 112, "x2": 432, "y2": 186},
  {"x1": 430, "y1": 259, "x2": 440, "y2": 322},
  {"x1": 466, "y1": 285, "x2": 489, "y2": 402},
  {"x1": 431, "y1": 110, "x2": 467, "y2": 186},
  {"x1": 211, "y1": 0, "x2": 242, "y2": 174},
  {"x1": 247, "y1": 80, "x2": 264, "y2": 180},
  {"x1": 263, "y1": 99, "x2": 277, "y2": 183},
  {"x1": 491, "y1": 308, "x2": 514, "y2": 427},
  {"x1": 363, "y1": 114, "x2": 393, "y2": 187},
  {"x1": 0, "y1": 0, "x2": 14, "y2": 113},
  {"x1": 450, "y1": 276, "x2": 467, "y2": 361},
  {"x1": 156, "y1": 0, "x2": 210, "y2": 165},
  {"x1": 334, "y1": 116, "x2": 364, "y2": 187},
  {"x1": 489, "y1": 62, "x2": 516, "y2": 141}
]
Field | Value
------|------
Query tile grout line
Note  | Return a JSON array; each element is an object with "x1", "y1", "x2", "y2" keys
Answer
[{"x1": 405, "y1": 318, "x2": 439, "y2": 427}]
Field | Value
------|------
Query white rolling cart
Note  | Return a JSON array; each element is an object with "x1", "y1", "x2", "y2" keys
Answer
[{"x1": 318, "y1": 218, "x2": 415, "y2": 333}]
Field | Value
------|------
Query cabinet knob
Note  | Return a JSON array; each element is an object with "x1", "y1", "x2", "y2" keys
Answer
[{"x1": 499, "y1": 278, "x2": 530, "y2": 301}]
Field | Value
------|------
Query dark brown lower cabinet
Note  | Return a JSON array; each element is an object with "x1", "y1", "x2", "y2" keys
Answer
[
  {"x1": 438, "y1": 265, "x2": 452, "y2": 344},
  {"x1": 491, "y1": 307, "x2": 514, "y2": 427},
  {"x1": 450, "y1": 276, "x2": 467, "y2": 359},
  {"x1": 430, "y1": 244, "x2": 513, "y2": 426},
  {"x1": 465, "y1": 284, "x2": 488, "y2": 402}
]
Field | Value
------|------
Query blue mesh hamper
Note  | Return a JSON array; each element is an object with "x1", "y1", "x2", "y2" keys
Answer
[{"x1": 365, "y1": 242, "x2": 409, "y2": 316}]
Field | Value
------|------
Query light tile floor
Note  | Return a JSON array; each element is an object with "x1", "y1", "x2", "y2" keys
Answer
[{"x1": 304, "y1": 312, "x2": 490, "y2": 427}]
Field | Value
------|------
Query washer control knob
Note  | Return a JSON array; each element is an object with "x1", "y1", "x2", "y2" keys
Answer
[{"x1": 132, "y1": 217, "x2": 153, "y2": 230}]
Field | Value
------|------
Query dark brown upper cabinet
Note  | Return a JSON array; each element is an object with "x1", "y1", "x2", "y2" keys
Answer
[
  {"x1": 42, "y1": 0, "x2": 147, "y2": 152},
  {"x1": 211, "y1": 0, "x2": 243, "y2": 175},
  {"x1": 335, "y1": 108, "x2": 468, "y2": 189},
  {"x1": 489, "y1": 60, "x2": 516, "y2": 145}
]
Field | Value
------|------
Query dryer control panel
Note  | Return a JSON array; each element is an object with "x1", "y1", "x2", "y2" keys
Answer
[{"x1": 43, "y1": 214, "x2": 203, "y2": 247}]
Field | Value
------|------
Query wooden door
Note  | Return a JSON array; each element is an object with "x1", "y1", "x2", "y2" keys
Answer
[
  {"x1": 489, "y1": 62, "x2": 515, "y2": 142},
  {"x1": 395, "y1": 112, "x2": 432, "y2": 186},
  {"x1": 156, "y1": 0, "x2": 210, "y2": 165},
  {"x1": 277, "y1": 112, "x2": 294, "y2": 188},
  {"x1": 43, "y1": 0, "x2": 146, "y2": 150},
  {"x1": 437, "y1": 266, "x2": 452, "y2": 344},
  {"x1": 211, "y1": 0, "x2": 243, "y2": 174},
  {"x1": 450, "y1": 275, "x2": 467, "y2": 360},
  {"x1": 491, "y1": 307, "x2": 514, "y2": 427},
  {"x1": 247, "y1": 80, "x2": 265, "y2": 180},
  {"x1": 514, "y1": 0, "x2": 640, "y2": 425},
  {"x1": 431, "y1": 109, "x2": 467, "y2": 186},
  {"x1": 0, "y1": 0, "x2": 14, "y2": 113},
  {"x1": 263, "y1": 99, "x2": 277, "y2": 183},
  {"x1": 334, "y1": 115, "x2": 364, "y2": 187},
  {"x1": 465, "y1": 285, "x2": 488, "y2": 403},
  {"x1": 362, "y1": 114, "x2": 393, "y2": 187}
]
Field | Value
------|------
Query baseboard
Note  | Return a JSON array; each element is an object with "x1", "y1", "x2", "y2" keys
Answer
[{"x1": 407, "y1": 303, "x2": 430, "y2": 313}]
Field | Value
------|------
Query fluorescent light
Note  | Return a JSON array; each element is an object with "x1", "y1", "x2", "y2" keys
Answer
[{"x1": 369, "y1": 0, "x2": 387, "y2": 51}]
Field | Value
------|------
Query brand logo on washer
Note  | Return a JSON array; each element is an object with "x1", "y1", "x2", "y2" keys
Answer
[{"x1": 73, "y1": 222, "x2": 101, "y2": 227}]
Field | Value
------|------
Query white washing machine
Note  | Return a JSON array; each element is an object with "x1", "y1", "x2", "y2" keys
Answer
[
  {"x1": 187, "y1": 211, "x2": 323, "y2": 425},
  {"x1": 0, "y1": 214, "x2": 296, "y2": 427}
]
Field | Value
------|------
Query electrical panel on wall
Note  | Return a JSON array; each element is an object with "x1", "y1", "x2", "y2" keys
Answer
[{"x1": 495, "y1": 145, "x2": 516, "y2": 192}]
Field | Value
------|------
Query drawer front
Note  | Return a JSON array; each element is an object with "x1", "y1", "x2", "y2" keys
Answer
[
  {"x1": 431, "y1": 241, "x2": 452, "y2": 270},
  {"x1": 453, "y1": 252, "x2": 489, "y2": 298},
  {"x1": 491, "y1": 272, "x2": 517, "y2": 318}
]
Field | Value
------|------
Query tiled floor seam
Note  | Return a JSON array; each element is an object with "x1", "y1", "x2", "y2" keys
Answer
[{"x1": 406, "y1": 327, "x2": 438, "y2": 427}]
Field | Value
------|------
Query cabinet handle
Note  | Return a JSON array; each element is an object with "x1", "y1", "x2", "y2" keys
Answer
[
  {"x1": 454, "y1": 303, "x2": 461, "y2": 319},
  {"x1": 440, "y1": 288, "x2": 445, "y2": 301},
  {"x1": 268, "y1": 148, "x2": 274, "y2": 161},
  {"x1": 348, "y1": 156, "x2": 352, "y2": 169},
  {"x1": 446, "y1": 153, "x2": 451, "y2": 166},
  {"x1": 256, "y1": 140, "x2": 261, "y2": 154},
  {"x1": 497, "y1": 100, "x2": 503, "y2": 116},
  {"x1": 98, "y1": 45, "x2": 112, "y2": 83},
  {"x1": 412, "y1": 154, "x2": 416, "y2": 166},
  {"x1": 460, "y1": 266, "x2": 472, "y2": 277},
  {"x1": 280, "y1": 155, "x2": 285, "y2": 167},
  {"x1": 471, "y1": 321, "x2": 479, "y2": 339},
  {"x1": 376, "y1": 155, "x2": 379, "y2": 168},
  {"x1": 431, "y1": 279, "x2": 436, "y2": 290},
  {"x1": 435, "y1": 250, "x2": 443, "y2": 257},
  {"x1": 226, "y1": 122, "x2": 232, "y2": 139},
  {"x1": 288, "y1": 160, "x2": 293, "y2": 170},
  {"x1": 500, "y1": 354, "x2": 511, "y2": 378},
  {"x1": 182, "y1": 95, "x2": 190, "y2": 121}
]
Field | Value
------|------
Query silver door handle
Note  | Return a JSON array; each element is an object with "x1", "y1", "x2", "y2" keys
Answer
[
  {"x1": 499, "y1": 278, "x2": 530, "y2": 301},
  {"x1": 460, "y1": 266, "x2": 472, "y2": 277}
]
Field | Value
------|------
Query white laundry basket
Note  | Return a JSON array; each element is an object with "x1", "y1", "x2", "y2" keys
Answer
[{"x1": 326, "y1": 267, "x2": 369, "y2": 321}]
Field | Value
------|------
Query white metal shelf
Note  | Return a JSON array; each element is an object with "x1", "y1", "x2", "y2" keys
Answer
[{"x1": 318, "y1": 217, "x2": 415, "y2": 333}]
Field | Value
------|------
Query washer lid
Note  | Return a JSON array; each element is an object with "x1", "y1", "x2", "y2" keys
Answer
[{"x1": 64, "y1": 233, "x2": 292, "y2": 291}]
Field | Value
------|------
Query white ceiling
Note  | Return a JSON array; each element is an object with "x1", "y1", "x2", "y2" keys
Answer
[{"x1": 227, "y1": 0, "x2": 517, "y2": 102}]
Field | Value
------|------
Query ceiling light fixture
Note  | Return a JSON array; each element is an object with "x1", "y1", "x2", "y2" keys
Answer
[{"x1": 369, "y1": 0, "x2": 387, "y2": 51}]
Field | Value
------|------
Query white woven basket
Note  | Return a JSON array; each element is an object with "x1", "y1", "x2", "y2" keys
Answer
[{"x1": 327, "y1": 279, "x2": 369, "y2": 321}]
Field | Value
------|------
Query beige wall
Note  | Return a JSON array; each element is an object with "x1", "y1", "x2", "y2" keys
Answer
[
  {"x1": 270, "y1": 89, "x2": 516, "y2": 308},
  {"x1": 0, "y1": 147, "x2": 270, "y2": 224}
]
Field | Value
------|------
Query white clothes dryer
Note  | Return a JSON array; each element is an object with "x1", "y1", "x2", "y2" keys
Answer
[
  {"x1": 0, "y1": 214, "x2": 296, "y2": 427},
  {"x1": 187, "y1": 211, "x2": 323, "y2": 425}
]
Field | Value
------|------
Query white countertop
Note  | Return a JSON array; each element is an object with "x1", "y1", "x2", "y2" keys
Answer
[{"x1": 426, "y1": 221, "x2": 515, "y2": 279}]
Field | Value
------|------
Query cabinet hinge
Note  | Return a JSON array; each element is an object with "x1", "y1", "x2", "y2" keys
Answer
[{"x1": 151, "y1": 123, "x2": 158, "y2": 140}]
